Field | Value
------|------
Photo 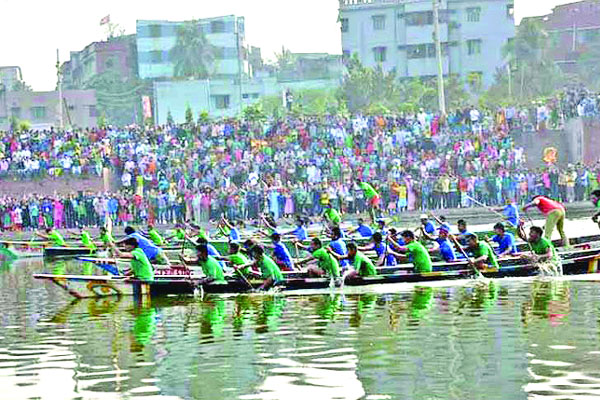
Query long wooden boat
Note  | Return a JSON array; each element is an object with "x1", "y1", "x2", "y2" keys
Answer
[{"x1": 34, "y1": 248, "x2": 600, "y2": 299}]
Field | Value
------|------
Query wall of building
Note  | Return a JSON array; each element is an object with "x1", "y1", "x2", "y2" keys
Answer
[
  {"x1": 0, "y1": 90, "x2": 98, "y2": 130},
  {"x1": 339, "y1": 0, "x2": 515, "y2": 88}
]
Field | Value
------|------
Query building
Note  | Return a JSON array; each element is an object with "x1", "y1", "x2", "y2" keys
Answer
[
  {"x1": 523, "y1": 0, "x2": 600, "y2": 74},
  {"x1": 277, "y1": 53, "x2": 344, "y2": 82},
  {"x1": 61, "y1": 35, "x2": 138, "y2": 89},
  {"x1": 0, "y1": 66, "x2": 24, "y2": 91},
  {"x1": 338, "y1": 0, "x2": 515, "y2": 88},
  {"x1": 136, "y1": 15, "x2": 247, "y2": 80},
  {"x1": 0, "y1": 90, "x2": 98, "y2": 130}
]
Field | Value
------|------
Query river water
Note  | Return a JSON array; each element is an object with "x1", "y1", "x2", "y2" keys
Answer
[{"x1": 2, "y1": 257, "x2": 600, "y2": 400}]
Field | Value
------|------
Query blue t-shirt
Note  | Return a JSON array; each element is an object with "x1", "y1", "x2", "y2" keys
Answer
[
  {"x1": 127, "y1": 232, "x2": 160, "y2": 260},
  {"x1": 423, "y1": 221, "x2": 436, "y2": 234},
  {"x1": 438, "y1": 223, "x2": 451, "y2": 233},
  {"x1": 273, "y1": 242, "x2": 293, "y2": 268},
  {"x1": 456, "y1": 229, "x2": 474, "y2": 246},
  {"x1": 230, "y1": 228, "x2": 240, "y2": 242},
  {"x1": 373, "y1": 242, "x2": 396, "y2": 266},
  {"x1": 503, "y1": 204, "x2": 519, "y2": 227},
  {"x1": 329, "y1": 238, "x2": 349, "y2": 267},
  {"x1": 207, "y1": 244, "x2": 221, "y2": 257},
  {"x1": 492, "y1": 232, "x2": 517, "y2": 255},
  {"x1": 436, "y1": 238, "x2": 456, "y2": 262},
  {"x1": 292, "y1": 226, "x2": 308, "y2": 241},
  {"x1": 356, "y1": 224, "x2": 374, "y2": 238}
]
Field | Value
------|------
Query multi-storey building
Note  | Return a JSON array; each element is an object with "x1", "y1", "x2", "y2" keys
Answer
[
  {"x1": 136, "y1": 15, "x2": 247, "y2": 80},
  {"x1": 338, "y1": 0, "x2": 515, "y2": 88},
  {"x1": 523, "y1": 0, "x2": 600, "y2": 74},
  {"x1": 0, "y1": 66, "x2": 24, "y2": 91},
  {"x1": 61, "y1": 35, "x2": 138, "y2": 89}
]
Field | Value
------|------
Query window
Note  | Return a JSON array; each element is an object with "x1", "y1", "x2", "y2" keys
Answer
[
  {"x1": 89, "y1": 105, "x2": 98, "y2": 118},
  {"x1": 372, "y1": 15, "x2": 386, "y2": 30},
  {"x1": 105, "y1": 58, "x2": 115, "y2": 69},
  {"x1": 211, "y1": 20, "x2": 226, "y2": 33},
  {"x1": 30, "y1": 106, "x2": 46, "y2": 120},
  {"x1": 406, "y1": 43, "x2": 448, "y2": 59},
  {"x1": 507, "y1": 4, "x2": 514, "y2": 17},
  {"x1": 405, "y1": 11, "x2": 434, "y2": 26},
  {"x1": 467, "y1": 39, "x2": 482, "y2": 55},
  {"x1": 242, "y1": 93, "x2": 249, "y2": 99},
  {"x1": 10, "y1": 107, "x2": 21, "y2": 118},
  {"x1": 373, "y1": 46, "x2": 387, "y2": 62},
  {"x1": 149, "y1": 24, "x2": 162, "y2": 37},
  {"x1": 341, "y1": 18, "x2": 349, "y2": 33},
  {"x1": 583, "y1": 29, "x2": 600, "y2": 43},
  {"x1": 213, "y1": 95, "x2": 230, "y2": 110},
  {"x1": 466, "y1": 7, "x2": 481, "y2": 22},
  {"x1": 149, "y1": 50, "x2": 163, "y2": 63},
  {"x1": 342, "y1": 49, "x2": 351, "y2": 62},
  {"x1": 252, "y1": 93, "x2": 260, "y2": 99}
]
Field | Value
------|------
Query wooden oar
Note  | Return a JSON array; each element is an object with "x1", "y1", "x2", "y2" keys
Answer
[
  {"x1": 465, "y1": 195, "x2": 516, "y2": 227},
  {"x1": 449, "y1": 234, "x2": 485, "y2": 279}
]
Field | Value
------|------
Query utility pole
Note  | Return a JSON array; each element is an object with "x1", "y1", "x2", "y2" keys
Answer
[
  {"x1": 56, "y1": 49, "x2": 64, "y2": 130},
  {"x1": 236, "y1": 20, "x2": 243, "y2": 115},
  {"x1": 432, "y1": 0, "x2": 446, "y2": 116}
]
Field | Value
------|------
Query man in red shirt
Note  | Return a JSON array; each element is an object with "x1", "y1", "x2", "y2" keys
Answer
[{"x1": 522, "y1": 195, "x2": 568, "y2": 247}]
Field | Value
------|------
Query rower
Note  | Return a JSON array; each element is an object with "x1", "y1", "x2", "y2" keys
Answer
[
  {"x1": 98, "y1": 226, "x2": 115, "y2": 247},
  {"x1": 455, "y1": 219, "x2": 473, "y2": 246},
  {"x1": 223, "y1": 242, "x2": 251, "y2": 277},
  {"x1": 494, "y1": 198, "x2": 519, "y2": 228},
  {"x1": 322, "y1": 203, "x2": 342, "y2": 228},
  {"x1": 375, "y1": 219, "x2": 388, "y2": 237},
  {"x1": 420, "y1": 225, "x2": 456, "y2": 262},
  {"x1": 388, "y1": 230, "x2": 433, "y2": 273},
  {"x1": 265, "y1": 233, "x2": 295, "y2": 271},
  {"x1": 35, "y1": 228, "x2": 66, "y2": 247},
  {"x1": 490, "y1": 222, "x2": 517, "y2": 258},
  {"x1": 591, "y1": 189, "x2": 600, "y2": 226},
  {"x1": 110, "y1": 238, "x2": 154, "y2": 281},
  {"x1": 517, "y1": 224, "x2": 561, "y2": 274},
  {"x1": 241, "y1": 246, "x2": 284, "y2": 290},
  {"x1": 219, "y1": 217, "x2": 242, "y2": 242},
  {"x1": 328, "y1": 227, "x2": 350, "y2": 271},
  {"x1": 281, "y1": 217, "x2": 308, "y2": 241},
  {"x1": 117, "y1": 226, "x2": 170, "y2": 266},
  {"x1": 146, "y1": 224, "x2": 165, "y2": 246},
  {"x1": 337, "y1": 242, "x2": 377, "y2": 279},
  {"x1": 296, "y1": 238, "x2": 340, "y2": 278},
  {"x1": 77, "y1": 227, "x2": 97, "y2": 253},
  {"x1": 522, "y1": 195, "x2": 569, "y2": 247},
  {"x1": 164, "y1": 223, "x2": 187, "y2": 244},
  {"x1": 181, "y1": 244, "x2": 226, "y2": 284},
  {"x1": 358, "y1": 232, "x2": 396, "y2": 267},
  {"x1": 419, "y1": 214, "x2": 436, "y2": 235},
  {"x1": 465, "y1": 234, "x2": 499, "y2": 271},
  {"x1": 432, "y1": 215, "x2": 452, "y2": 233},
  {"x1": 347, "y1": 218, "x2": 374, "y2": 239}
]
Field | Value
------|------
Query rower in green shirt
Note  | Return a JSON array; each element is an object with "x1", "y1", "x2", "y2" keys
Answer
[
  {"x1": 36, "y1": 228, "x2": 66, "y2": 247},
  {"x1": 146, "y1": 224, "x2": 165, "y2": 246},
  {"x1": 98, "y1": 226, "x2": 115, "y2": 247},
  {"x1": 466, "y1": 234, "x2": 499, "y2": 271},
  {"x1": 181, "y1": 244, "x2": 226, "y2": 284},
  {"x1": 517, "y1": 224, "x2": 562, "y2": 274},
  {"x1": 341, "y1": 242, "x2": 377, "y2": 280},
  {"x1": 388, "y1": 230, "x2": 433, "y2": 273},
  {"x1": 295, "y1": 238, "x2": 340, "y2": 278},
  {"x1": 234, "y1": 246, "x2": 283, "y2": 290},
  {"x1": 110, "y1": 238, "x2": 154, "y2": 281},
  {"x1": 322, "y1": 204, "x2": 342, "y2": 227},
  {"x1": 224, "y1": 242, "x2": 251, "y2": 277}
]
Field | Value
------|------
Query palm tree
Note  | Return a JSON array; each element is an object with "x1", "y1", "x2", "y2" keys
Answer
[{"x1": 169, "y1": 20, "x2": 216, "y2": 79}]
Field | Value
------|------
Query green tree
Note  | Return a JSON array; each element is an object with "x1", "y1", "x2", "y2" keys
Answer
[
  {"x1": 170, "y1": 20, "x2": 216, "y2": 79},
  {"x1": 242, "y1": 103, "x2": 267, "y2": 122},
  {"x1": 166, "y1": 110, "x2": 174, "y2": 125},
  {"x1": 11, "y1": 80, "x2": 32, "y2": 92},
  {"x1": 197, "y1": 110, "x2": 210, "y2": 124},
  {"x1": 185, "y1": 103, "x2": 194, "y2": 125}
]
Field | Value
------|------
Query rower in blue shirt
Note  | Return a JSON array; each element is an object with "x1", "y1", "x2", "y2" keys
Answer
[
  {"x1": 491, "y1": 222, "x2": 517, "y2": 258},
  {"x1": 348, "y1": 218, "x2": 374, "y2": 238},
  {"x1": 268, "y1": 233, "x2": 295, "y2": 271},
  {"x1": 455, "y1": 219, "x2": 474, "y2": 247},
  {"x1": 496, "y1": 200, "x2": 519, "y2": 228},
  {"x1": 328, "y1": 227, "x2": 350, "y2": 270},
  {"x1": 358, "y1": 232, "x2": 397, "y2": 266},
  {"x1": 421, "y1": 225, "x2": 456, "y2": 262},
  {"x1": 282, "y1": 217, "x2": 308, "y2": 241},
  {"x1": 420, "y1": 214, "x2": 436, "y2": 234},
  {"x1": 376, "y1": 219, "x2": 388, "y2": 237}
]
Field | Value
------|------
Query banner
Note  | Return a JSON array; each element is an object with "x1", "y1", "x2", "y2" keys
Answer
[{"x1": 142, "y1": 96, "x2": 152, "y2": 120}]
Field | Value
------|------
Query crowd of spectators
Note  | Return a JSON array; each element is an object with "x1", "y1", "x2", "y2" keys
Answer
[{"x1": 1, "y1": 96, "x2": 600, "y2": 231}]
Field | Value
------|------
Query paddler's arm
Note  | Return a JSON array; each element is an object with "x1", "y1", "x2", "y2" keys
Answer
[
  {"x1": 109, "y1": 243, "x2": 133, "y2": 259},
  {"x1": 326, "y1": 248, "x2": 348, "y2": 261},
  {"x1": 420, "y1": 229, "x2": 436, "y2": 242},
  {"x1": 522, "y1": 199, "x2": 538, "y2": 212},
  {"x1": 295, "y1": 255, "x2": 315, "y2": 267},
  {"x1": 34, "y1": 231, "x2": 49, "y2": 240},
  {"x1": 292, "y1": 240, "x2": 310, "y2": 250},
  {"x1": 427, "y1": 241, "x2": 441, "y2": 255},
  {"x1": 516, "y1": 220, "x2": 528, "y2": 242}
]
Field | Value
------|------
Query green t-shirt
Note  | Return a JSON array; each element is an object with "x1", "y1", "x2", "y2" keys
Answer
[
  {"x1": 359, "y1": 182, "x2": 379, "y2": 199},
  {"x1": 259, "y1": 255, "x2": 284, "y2": 281},
  {"x1": 312, "y1": 247, "x2": 340, "y2": 278},
  {"x1": 324, "y1": 208, "x2": 341, "y2": 225},
  {"x1": 229, "y1": 252, "x2": 250, "y2": 276},
  {"x1": 81, "y1": 231, "x2": 96, "y2": 251},
  {"x1": 100, "y1": 232, "x2": 114, "y2": 245},
  {"x1": 406, "y1": 241, "x2": 433, "y2": 273},
  {"x1": 353, "y1": 251, "x2": 377, "y2": 276},
  {"x1": 131, "y1": 247, "x2": 154, "y2": 281},
  {"x1": 148, "y1": 229, "x2": 165, "y2": 246},
  {"x1": 175, "y1": 228, "x2": 186, "y2": 241},
  {"x1": 530, "y1": 237, "x2": 560, "y2": 264},
  {"x1": 199, "y1": 255, "x2": 226, "y2": 283},
  {"x1": 49, "y1": 231, "x2": 66, "y2": 247},
  {"x1": 474, "y1": 242, "x2": 500, "y2": 270}
]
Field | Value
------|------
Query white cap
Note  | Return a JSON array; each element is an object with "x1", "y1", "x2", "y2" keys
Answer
[{"x1": 420, "y1": 214, "x2": 428, "y2": 219}]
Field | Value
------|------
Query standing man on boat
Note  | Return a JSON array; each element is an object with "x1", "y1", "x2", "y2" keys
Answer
[
  {"x1": 522, "y1": 195, "x2": 569, "y2": 247},
  {"x1": 356, "y1": 178, "x2": 380, "y2": 223}
]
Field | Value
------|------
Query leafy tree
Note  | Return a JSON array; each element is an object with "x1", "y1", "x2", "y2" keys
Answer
[
  {"x1": 170, "y1": 20, "x2": 216, "y2": 79},
  {"x1": 11, "y1": 80, "x2": 32, "y2": 92},
  {"x1": 197, "y1": 110, "x2": 210, "y2": 124},
  {"x1": 185, "y1": 103, "x2": 194, "y2": 125},
  {"x1": 166, "y1": 110, "x2": 174, "y2": 125},
  {"x1": 97, "y1": 112, "x2": 107, "y2": 128},
  {"x1": 242, "y1": 103, "x2": 267, "y2": 122}
]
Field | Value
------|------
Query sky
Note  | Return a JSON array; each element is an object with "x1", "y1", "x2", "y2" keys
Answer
[{"x1": 0, "y1": 0, "x2": 581, "y2": 91}]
